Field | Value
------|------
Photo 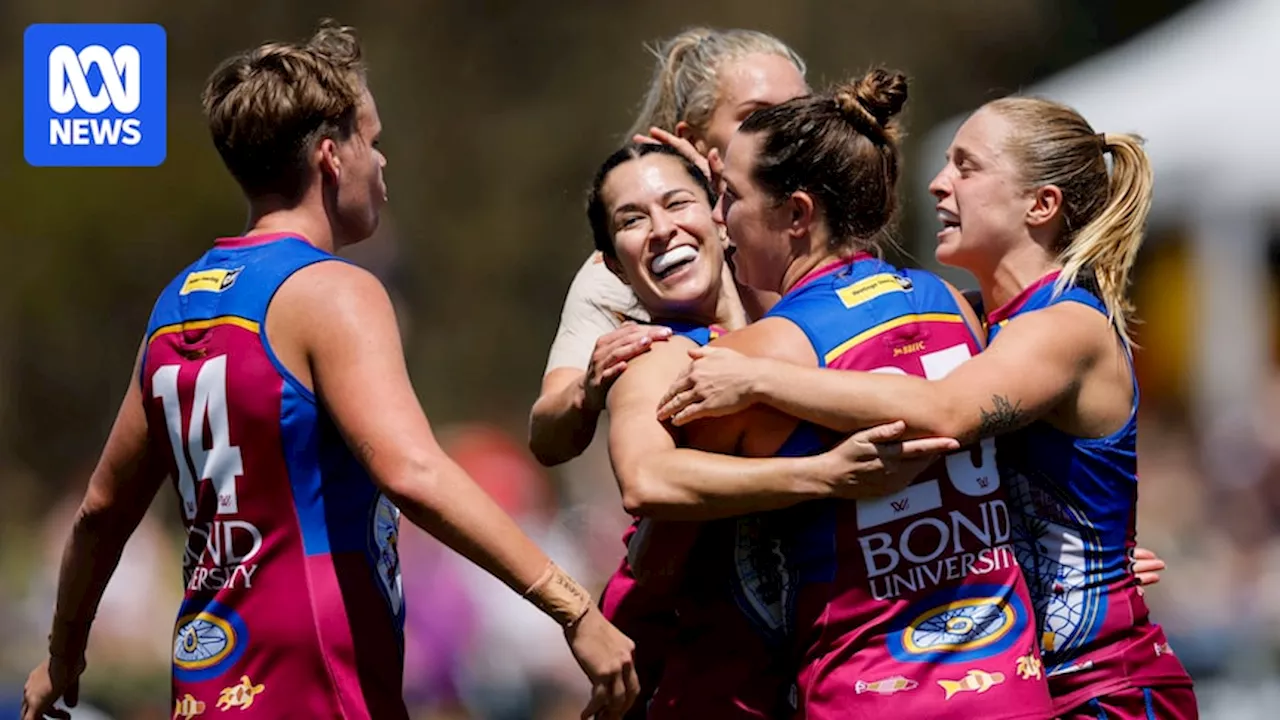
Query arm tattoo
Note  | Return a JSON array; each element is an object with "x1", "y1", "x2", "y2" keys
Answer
[
  {"x1": 355, "y1": 440, "x2": 375, "y2": 466},
  {"x1": 978, "y1": 395, "x2": 1025, "y2": 438}
]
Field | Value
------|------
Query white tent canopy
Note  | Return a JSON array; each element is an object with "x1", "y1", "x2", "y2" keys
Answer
[{"x1": 914, "y1": 0, "x2": 1280, "y2": 431}]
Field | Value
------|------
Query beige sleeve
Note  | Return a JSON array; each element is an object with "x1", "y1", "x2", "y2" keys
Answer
[{"x1": 544, "y1": 253, "x2": 648, "y2": 374}]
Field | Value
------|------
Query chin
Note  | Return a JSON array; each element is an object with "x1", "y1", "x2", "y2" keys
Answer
[{"x1": 934, "y1": 239, "x2": 966, "y2": 269}]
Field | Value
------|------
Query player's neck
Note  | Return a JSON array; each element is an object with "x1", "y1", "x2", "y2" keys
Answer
[
  {"x1": 779, "y1": 251, "x2": 842, "y2": 295},
  {"x1": 981, "y1": 243, "x2": 1060, "y2": 316},
  {"x1": 243, "y1": 207, "x2": 337, "y2": 254},
  {"x1": 714, "y1": 262, "x2": 750, "y2": 330}
]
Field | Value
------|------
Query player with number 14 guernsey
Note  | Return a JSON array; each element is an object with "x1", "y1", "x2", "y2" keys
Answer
[{"x1": 20, "y1": 20, "x2": 638, "y2": 720}]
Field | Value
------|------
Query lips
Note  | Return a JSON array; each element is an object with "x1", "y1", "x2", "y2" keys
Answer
[{"x1": 937, "y1": 206, "x2": 960, "y2": 231}]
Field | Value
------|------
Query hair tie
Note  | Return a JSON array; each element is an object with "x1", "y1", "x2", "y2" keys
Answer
[{"x1": 1096, "y1": 132, "x2": 1109, "y2": 152}]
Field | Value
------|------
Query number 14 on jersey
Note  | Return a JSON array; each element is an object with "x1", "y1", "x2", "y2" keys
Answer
[{"x1": 152, "y1": 355, "x2": 244, "y2": 520}]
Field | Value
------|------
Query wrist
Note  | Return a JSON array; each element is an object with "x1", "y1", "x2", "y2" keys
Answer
[
  {"x1": 797, "y1": 453, "x2": 841, "y2": 500},
  {"x1": 577, "y1": 374, "x2": 604, "y2": 415},
  {"x1": 523, "y1": 561, "x2": 593, "y2": 629},
  {"x1": 745, "y1": 360, "x2": 774, "y2": 405},
  {"x1": 48, "y1": 618, "x2": 91, "y2": 661}
]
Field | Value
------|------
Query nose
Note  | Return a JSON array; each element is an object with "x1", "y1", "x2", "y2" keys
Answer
[
  {"x1": 712, "y1": 193, "x2": 726, "y2": 225},
  {"x1": 649, "y1": 208, "x2": 677, "y2": 244},
  {"x1": 928, "y1": 164, "x2": 953, "y2": 201}
]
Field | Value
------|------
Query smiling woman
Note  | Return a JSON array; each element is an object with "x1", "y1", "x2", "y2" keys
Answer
[{"x1": 586, "y1": 143, "x2": 727, "y2": 325}]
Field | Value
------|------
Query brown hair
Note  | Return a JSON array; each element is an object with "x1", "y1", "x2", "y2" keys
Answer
[
  {"x1": 986, "y1": 97, "x2": 1153, "y2": 347},
  {"x1": 202, "y1": 19, "x2": 367, "y2": 201},
  {"x1": 737, "y1": 68, "x2": 908, "y2": 251},
  {"x1": 626, "y1": 27, "x2": 806, "y2": 139}
]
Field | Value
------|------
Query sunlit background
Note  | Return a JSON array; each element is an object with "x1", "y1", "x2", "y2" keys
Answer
[{"x1": 2, "y1": 1, "x2": 1277, "y2": 718}]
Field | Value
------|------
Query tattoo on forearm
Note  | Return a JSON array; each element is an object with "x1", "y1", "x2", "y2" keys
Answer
[{"x1": 978, "y1": 395, "x2": 1025, "y2": 438}]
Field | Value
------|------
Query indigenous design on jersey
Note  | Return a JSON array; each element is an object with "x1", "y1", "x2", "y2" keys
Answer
[
  {"x1": 741, "y1": 255, "x2": 1054, "y2": 719},
  {"x1": 141, "y1": 233, "x2": 409, "y2": 719},
  {"x1": 985, "y1": 271, "x2": 1193, "y2": 711}
]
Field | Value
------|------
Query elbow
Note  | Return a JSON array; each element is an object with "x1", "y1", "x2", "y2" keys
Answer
[
  {"x1": 373, "y1": 452, "x2": 446, "y2": 516},
  {"x1": 619, "y1": 483, "x2": 651, "y2": 517},
  {"x1": 527, "y1": 405, "x2": 587, "y2": 468},
  {"x1": 526, "y1": 408, "x2": 560, "y2": 467},
  {"x1": 619, "y1": 464, "x2": 679, "y2": 519},
  {"x1": 528, "y1": 434, "x2": 571, "y2": 468}
]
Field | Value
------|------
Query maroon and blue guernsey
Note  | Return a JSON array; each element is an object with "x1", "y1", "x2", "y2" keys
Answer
[
  {"x1": 741, "y1": 255, "x2": 1055, "y2": 719},
  {"x1": 140, "y1": 233, "x2": 408, "y2": 719},
  {"x1": 987, "y1": 271, "x2": 1195, "y2": 716}
]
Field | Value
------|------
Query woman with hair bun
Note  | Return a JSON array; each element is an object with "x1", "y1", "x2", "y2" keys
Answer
[{"x1": 663, "y1": 68, "x2": 1057, "y2": 719}]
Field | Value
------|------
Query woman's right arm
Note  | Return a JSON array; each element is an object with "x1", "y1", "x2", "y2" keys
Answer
[
  {"x1": 531, "y1": 324, "x2": 671, "y2": 467},
  {"x1": 529, "y1": 256, "x2": 670, "y2": 466},
  {"x1": 294, "y1": 261, "x2": 638, "y2": 718}
]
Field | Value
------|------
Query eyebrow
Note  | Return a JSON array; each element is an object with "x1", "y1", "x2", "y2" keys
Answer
[
  {"x1": 612, "y1": 188, "x2": 696, "y2": 216},
  {"x1": 949, "y1": 146, "x2": 973, "y2": 163},
  {"x1": 735, "y1": 99, "x2": 772, "y2": 113}
]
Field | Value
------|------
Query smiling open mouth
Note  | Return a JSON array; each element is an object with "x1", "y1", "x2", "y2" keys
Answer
[{"x1": 649, "y1": 245, "x2": 698, "y2": 279}]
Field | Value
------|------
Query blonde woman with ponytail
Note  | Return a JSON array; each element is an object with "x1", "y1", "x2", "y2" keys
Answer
[{"x1": 657, "y1": 97, "x2": 1197, "y2": 718}]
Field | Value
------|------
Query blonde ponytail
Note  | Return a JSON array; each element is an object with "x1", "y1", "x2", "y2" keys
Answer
[
  {"x1": 986, "y1": 97, "x2": 1153, "y2": 348},
  {"x1": 1053, "y1": 133, "x2": 1153, "y2": 347},
  {"x1": 626, "y1": 28, "x2": 714, "y2": 139}
]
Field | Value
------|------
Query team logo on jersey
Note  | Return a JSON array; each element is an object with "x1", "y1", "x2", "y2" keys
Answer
[
  {"x1": 836, "y1": 273, "x2": 912, "y2": 309},
  {"x1": 173, "y1": 693, "x2": 206, "y2": 719},
  {"x1": 937, "y1": 669, "x2": 1005, "y2": 700},
  {"x1": 371, "y1": 495, "x2": 404, "y2": 619},
  {"x1": 179, "y1": 266, "x2": 244, "y2": 295},
  {"x1": 732, "y1": 514, "x2": 794, "y2": 644},
  {"x1": 172, "y1": 600, "x2": 249, "y2": 682},
  {"x1": 1015, "y1": 652, "x2": 1043, "y2": 680},
  {"x1": 216, "y1": 675, "x2": 265, "y2": 711},
  {"x1": 855, "y1": 675, "x2": 919, "y2": 696},
  {"x1": 1005, "y1": 469, "x2": 1103, "y2": 663},
  {"x1": 887, "y1": 585, "x2": 1027, "y2": 664}
]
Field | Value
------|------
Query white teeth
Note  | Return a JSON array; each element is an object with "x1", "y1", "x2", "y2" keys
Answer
[
  {"x1": 650, "y1": 245, "x2": 698, "y2": 275},
  {"x1": 937, "y1": 209, "x2": 961, "y2": 227}
]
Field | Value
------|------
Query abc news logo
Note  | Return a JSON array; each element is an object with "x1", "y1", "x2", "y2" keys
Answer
[
  {"x1": 24, "y1": 24, "x2": 167, "y2": 167},
  {"x1": 48, "y1": 44, "x2": 143, "y2": 146}
]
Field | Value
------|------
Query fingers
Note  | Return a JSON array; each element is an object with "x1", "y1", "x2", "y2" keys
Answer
[
  {"x1": 707, "y1": 147, "x2": 724, "y2": 174},
  {"x1": 657, "y1": 376, "x2": 695, "y2": 419},
  {"x1": 669, "y1": 401, "x2": 710, "y2": 427},
  {"x1": 593, "y1": 326, "x2": 672, "y2": 381},
  {"x1": 1131, "y1": 557, "x2": 1166, "y2": 574},
  {"x1": 605, "y1": 339, "x2": 651, "y2": 367},
  {"x1": 646, "y1": 128, "x2": 711, "y2": 176},
  {"x1": 1132, "y1": 546, "x2": 1160, "y2": 561},
  {"x1": 581, "y1": 686, "x2": 607, "y2": 720},
  {"x1": 851, "y1": 421, "x2": 907, "y2": 444},
  {"x1": 622, "y1": 662, "x2": 641, "y2": 715},
  {"x1": 898, "y1": 437, "x2": 962, "y2": 457},
  {"x1": 65, "y1": 677, "x2": 79, "y2": 708},
  {"x1": 603, "y1": 672, "x2": 629, "y2": 720},
  {"x1": 1130, "y1": 547, "x2": 1165, "y2": 586}
]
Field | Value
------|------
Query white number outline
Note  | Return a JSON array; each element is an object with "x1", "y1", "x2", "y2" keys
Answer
[
  {"x1": 870, "y1": 344, "x2": 999, "y2": 496},
  {"x1": 152, "y1": 355, "x2": 244, "y2": 519}
]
